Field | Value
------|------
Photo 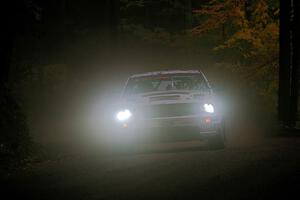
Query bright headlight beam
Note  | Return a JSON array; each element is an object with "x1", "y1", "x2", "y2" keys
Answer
[
  {"x1": 204, "y1": 104, "x2": 214, "y2": 113},
  {"x1": 116, "y1": 109, "x2": 132, "y2": 121}
]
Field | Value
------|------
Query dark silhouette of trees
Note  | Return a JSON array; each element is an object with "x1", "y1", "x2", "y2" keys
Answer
[
  {"x1": 1, "y1": 0, "x2": 122, "y2": 161},
  {"x1": 278, "y1": 0, "x2": 299, "y2": 127},
  {"x1": 0, "y1": 0, "x2": 32, "y2": 160}
]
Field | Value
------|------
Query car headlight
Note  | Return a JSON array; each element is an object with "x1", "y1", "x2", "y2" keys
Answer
[
  {"x1": 203, "y1": 103, "x2": 214, "y2": 113},
  {"x1": 116, "y1": 109, "x2": 132, "y2": 121}
]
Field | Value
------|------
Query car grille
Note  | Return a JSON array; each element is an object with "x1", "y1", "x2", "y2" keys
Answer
[
  {"x1": 149, "y1": 95, "x2": 180, "y2": 102},
  {"x1": 139, "y1": 103, "x2": 200, "y2": 118}
]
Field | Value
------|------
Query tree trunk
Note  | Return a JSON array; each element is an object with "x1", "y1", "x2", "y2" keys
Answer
[
  {"x1": 278, "y1": 0, "x2": 299, "y2": 127},
  {"x1": 0, "y1": 0, "x2": 30, "y2": 157},
  {"x1": 291, "y1": 0, "x2": 300, "y2": 125},
  {"x1": 0, "y1": 1, "x2": 15, "y2": 85},
  {"x1": 278, "y1": 0, "x2": 292, "y2": 126}
]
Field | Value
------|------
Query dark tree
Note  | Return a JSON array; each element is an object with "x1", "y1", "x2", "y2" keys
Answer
[
  {"x1": 278, "y1": 0, "x2": 299, "y2": 127},
  {"x1": 291, "y1": 0, "x2": 300, "y2": 125},
  {"x1": 0, "y1": 0, "x2": 32, "y2": 160}
]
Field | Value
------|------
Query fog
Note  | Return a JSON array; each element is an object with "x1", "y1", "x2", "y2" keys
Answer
[
  {"x1": 5, "y1": 2, "x2": 300, "y2": 200},
  {"x1": 5, "y1": 0, "x2": 279, "y2": 156},
  {"x1": 23, "y1": 46, "x2": 271, "y2": 154}
]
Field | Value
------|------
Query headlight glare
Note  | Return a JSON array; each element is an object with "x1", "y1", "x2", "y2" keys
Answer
[
  {"x1": 203, "y1": 103, "x2": 214, "y2": 113},
  {"x1": 116, "y1": 109, "x2": 132, "y2": 121}
]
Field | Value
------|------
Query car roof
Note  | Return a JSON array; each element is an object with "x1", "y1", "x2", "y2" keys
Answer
[{"x1": 130, "y1": 70, "x2": 202, "y2": 78}]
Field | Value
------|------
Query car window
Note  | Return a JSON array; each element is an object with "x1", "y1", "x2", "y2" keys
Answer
[{"x1": 124, "y1": 74, "x2": 209, "y2": 95}]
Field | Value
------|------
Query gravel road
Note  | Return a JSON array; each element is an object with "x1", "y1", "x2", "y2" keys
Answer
[{"x1": 2, "y1": 136, "x2": 300, "y2": 200}]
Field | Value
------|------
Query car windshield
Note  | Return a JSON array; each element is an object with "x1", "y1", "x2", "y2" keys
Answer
[{"x1": 124, "y1": 74, "x2": 209, "y2": 95}]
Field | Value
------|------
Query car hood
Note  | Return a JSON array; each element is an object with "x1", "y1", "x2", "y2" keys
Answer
[{"x1": 122, "y1": 90, "x2": 212, "y2": 106}]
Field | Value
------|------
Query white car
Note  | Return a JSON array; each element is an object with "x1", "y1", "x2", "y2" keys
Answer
[{"x1": 114, "y1": 70, "x2": 225, "y2": 149}]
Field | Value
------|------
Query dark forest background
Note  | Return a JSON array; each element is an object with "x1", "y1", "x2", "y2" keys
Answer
[{"x1": 0, "y1": 0, "x2": 286, "y2": 166}]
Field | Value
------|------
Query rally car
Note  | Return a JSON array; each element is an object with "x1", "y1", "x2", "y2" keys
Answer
[{"x1": 114, "y1": 70, "x2": 225, "y2": 149}]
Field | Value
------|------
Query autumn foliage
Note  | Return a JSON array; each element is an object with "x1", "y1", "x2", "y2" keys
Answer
[{"x1": 192, "y1": 0, "x2": 279, "y2": 110}]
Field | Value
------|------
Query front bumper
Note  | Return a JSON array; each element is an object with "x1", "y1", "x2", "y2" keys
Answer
[{"x1": 115, "y1": 114, "x2": 222, "y2": 139}]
